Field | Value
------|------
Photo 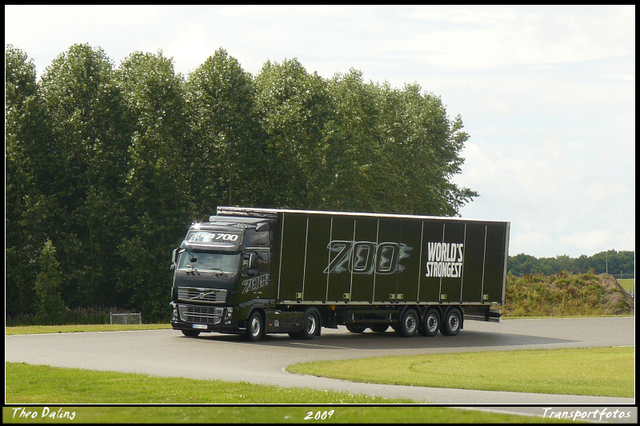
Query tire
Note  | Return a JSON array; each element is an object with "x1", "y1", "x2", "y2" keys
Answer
[
  {"x1": 369, "y1": 323, "x2": 389, "y2": 333},
  {"x1": 441, "y1": 308, "x2": 462, "y2": 336},
  {"x1": 419, "y1": 308, "x2": 440, "y2": 337},
  {"x1": 181, "y1": 329, "x2": 200, "y2": 337},
  {"x1": 244, "y1": 310, "x2": 265, "y2": 342},
  {"x1": 290, "y1": 309, "x2": 320, "y2": 340},
  {"x1": 396, "y1": 309, "x2": 419, "y2": 337},
  {"x1": 301, "y1": 309, "x2": 320, "y2": 340},
  {"x1": 345, "y1": 323, "x2": 367, "y2": 333}
]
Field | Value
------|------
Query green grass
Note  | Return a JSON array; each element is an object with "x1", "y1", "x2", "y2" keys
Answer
[
  {"x1": 4, "y1": 363, "x2": 565, "y2": 424},
  {"x1": 5, "y1": 323, "x2": 171, "y2": 335},
  {"x1": 5, "y1": 362, "x2": 390, "y2": 404},
  {"x1": 286, "y1": 347, "x2": 634, "y2": 398},
  {"x1": 618, "y1": 278, "x2": 634, "y2": 295},
  {"x1": 2, "y1": 405, "x2": 569, "y2": 424}
]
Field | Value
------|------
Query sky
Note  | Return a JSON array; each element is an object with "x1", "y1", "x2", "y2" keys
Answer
[{"x1": 5, "y1": 5, "x2": 635, "y2": 259}]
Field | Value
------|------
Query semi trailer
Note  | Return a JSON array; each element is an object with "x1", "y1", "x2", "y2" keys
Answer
[{"x1": 170, "y1": 207, "x2": 510, "y2": 341}]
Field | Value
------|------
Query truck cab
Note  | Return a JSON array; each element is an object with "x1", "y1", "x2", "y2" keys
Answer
[{"x1": 170, "y1": 216, "x2": 275, "y2": 339}]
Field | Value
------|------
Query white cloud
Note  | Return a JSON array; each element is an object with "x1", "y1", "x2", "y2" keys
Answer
[{"x1": 5, "y1": 5, "x2": 635, "y2": 258}]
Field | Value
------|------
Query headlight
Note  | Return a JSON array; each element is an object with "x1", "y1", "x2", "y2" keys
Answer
[
  {"x1": 224, "y1": 307, "x2": 234, "y2": 324},
  {"x1": 171, "y1": 304, "x2": 179, "y2": 322}
]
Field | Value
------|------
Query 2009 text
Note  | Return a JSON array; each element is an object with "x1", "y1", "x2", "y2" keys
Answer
[{"x1": 304, "y1": 410, "x2": 335, "y2": 421}]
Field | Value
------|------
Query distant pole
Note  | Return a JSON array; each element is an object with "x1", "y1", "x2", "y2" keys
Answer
[{"x1": 605, "y1": 250, "x2": 608, "y2": 274}]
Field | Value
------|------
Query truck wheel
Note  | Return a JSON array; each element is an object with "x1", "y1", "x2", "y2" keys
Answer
[
  {"x1": 370, "y1": 324, "x2": 389, "y2": 333},
  {"x1": 300, "y1": 309, "x2": 320, "y2": 340},
  {"x1": 346, "y1": 323, "x2": 367, "y2": 333},
  {"x1": 244, "y1": 310, "x2": 265, "y2": 342},
  {"x1": 441, "y1": 308, "x2": 462, "y2": 336},
  {"x1": 419, "y1": 308, "x2": 440, "y2": 337},
  {"x1": 290, "y1": 309, "x2": 320, "y2": 340},
  {"x1": 181, "y1": 329, "x2": 200, "y2": 338},
  {"x1": 396, "y1": 309, "x2": 419, "y2": 337}
]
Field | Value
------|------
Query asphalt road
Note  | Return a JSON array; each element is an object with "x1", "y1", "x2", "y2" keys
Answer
[{"x1": 6, "y1": 317, "x2": 636, "y2": 420}]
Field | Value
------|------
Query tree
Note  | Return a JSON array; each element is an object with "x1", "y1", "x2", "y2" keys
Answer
[
  {"x1": 323, "y1": 69, "x2": 382, "y2": 212},
  {"x1": 323, "y1": 75, "x2": 477, "y2": 216},
  {"x1": 254, "y1": 58, "x2": 333, "y2": 209},
  {"x1": 372, "y1": 83, "x2": 477, "y2": 215},
  {"x1": 6, "y1": 44, "x2": 487, "y2": 323},
  {"x1": 34, "y1": 240, "x2": 68, "y2": 324},
  {"x1": 38, "y1": 43, "x2": 131, "y2": 307},
  {"x1": 6, "y1": 45, "x2": 58, "y2": 317},
  {"x1": 185, "y1": 48, "x2": 264, "y2": 213},
  {"x1": 115, "y1": 51, "x2": 191, "y2": 319}
]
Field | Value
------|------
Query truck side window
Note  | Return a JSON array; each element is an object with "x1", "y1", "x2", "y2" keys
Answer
[{"x1": 244, "y1": 230, "x2": 269, "y2": 247}]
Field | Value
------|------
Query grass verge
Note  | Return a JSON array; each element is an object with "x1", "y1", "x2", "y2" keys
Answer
[
  {"x1": 2, "y1": 405, "x2": 569, "y2": 424},
  {"x1": 618, "y1": 278, "x2": 634, "y2": 295},
  {"x1": 5, "y1": 324, "x2": 171, "y2": 335},
  {"x1": 5, "y1": 362, "x2": 391, "y2": 404},
  {"x1": 287, "y1": 347, "x2": 634, "y2": 398},
  {"x1": 4, "y1": 363, "x2": 565, "y2": 424}
]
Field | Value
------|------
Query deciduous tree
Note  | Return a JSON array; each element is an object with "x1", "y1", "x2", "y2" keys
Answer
[
  {"x1": 116, "y1": 51, "x2": 190, "y2": 319},
  {"x1": 38, "y1": 43, "x2": 131, "y2": 307}
]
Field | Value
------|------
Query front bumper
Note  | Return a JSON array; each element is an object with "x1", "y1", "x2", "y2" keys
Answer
[{"x1": 171, "y1": 302, "x2": 240, "y2": 333}]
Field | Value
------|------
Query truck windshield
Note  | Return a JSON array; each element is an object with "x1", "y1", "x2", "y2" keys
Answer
[{"x1": 178, "y1": 251, "x2": 240, "y2": 274}]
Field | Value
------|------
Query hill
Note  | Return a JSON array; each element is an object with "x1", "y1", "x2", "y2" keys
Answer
[{"x1": 502, "y1": 272, "x2": 634, "y2": 317}]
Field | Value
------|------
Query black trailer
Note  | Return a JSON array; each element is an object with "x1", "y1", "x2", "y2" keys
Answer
[{"x1": 170, "y1": 207, "x2": 510, "y2": 341}]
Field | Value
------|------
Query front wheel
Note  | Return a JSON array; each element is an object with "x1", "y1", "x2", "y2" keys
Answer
[
  {"x1": 244, "y1": 310, "x2": 265, "y2": 342},
  {"x1": 181, "y1": 329, "x2": 200, "y2": 338}
]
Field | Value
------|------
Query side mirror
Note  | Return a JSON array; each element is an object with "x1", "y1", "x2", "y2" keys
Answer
[{"x1": 171, "y1": 249, "x2": 178, "y2": 270}]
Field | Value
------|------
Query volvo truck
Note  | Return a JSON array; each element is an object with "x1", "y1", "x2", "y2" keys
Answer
[{"x1": 170, "y1": 207, "x2": 510, "y2": 341}]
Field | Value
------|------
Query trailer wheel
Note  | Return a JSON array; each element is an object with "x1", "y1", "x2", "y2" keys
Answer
[
  {"x1": 181, "y1": 329, "x2": 200, "y2": 338},
  {"x1": 396, "y1": 309, "x2": 419, "y2": 337},
  {"x1": 441, "y1": 308, "x2": 462, "y2": 336},
  {"x1": 419, "y1": 308, "x2": 440, "y2": 337},
  {"x1": 290, "y1": 309, "x2": 320, "y2": 340},
  {"x1": 345, "y1": 323, "x2": 367, "y2": 333},
  {"x1": 370, "y1": 324, "x2": 389, "y2": 333},
  {"x1": 244, "y1": 310, "x2": 265, "y2": 342}
]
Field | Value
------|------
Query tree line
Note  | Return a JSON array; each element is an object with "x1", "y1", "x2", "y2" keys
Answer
[
  {"x1": 6, "y1": 44, "x2": 477, "y2": 322},
  {"x1": 508, "y1": 250, "x2": 635, "y2": 277}
]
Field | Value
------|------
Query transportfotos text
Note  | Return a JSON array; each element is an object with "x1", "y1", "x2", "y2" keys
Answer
[{"x1": 542, "y1": 407, "x2": 632, "y2": 421}]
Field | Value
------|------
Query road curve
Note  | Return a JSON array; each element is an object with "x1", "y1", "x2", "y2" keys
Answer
[{"x1": 6, "y1": 317, "x2": 635, "y2": 410}]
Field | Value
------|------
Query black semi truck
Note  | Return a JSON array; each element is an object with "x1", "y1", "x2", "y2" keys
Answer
[{"x1": 170, "y1": 207, "x2": 510, "y2": 341}]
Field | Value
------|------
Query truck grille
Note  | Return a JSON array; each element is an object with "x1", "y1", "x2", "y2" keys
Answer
[
  {"x1": 179, "y1": 305, "x2": 224, "y2": 325},
  {"x1": 177, "y1": 287, "x2": 227, "y2": 304}
]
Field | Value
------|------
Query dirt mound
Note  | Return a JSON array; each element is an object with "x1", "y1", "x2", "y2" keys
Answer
[
  {"x1": 597, "y1": 273, "x2": 634, "y2": 315},
  {"x1": 503, "y1": 272, "x2": 634, "y2": 317}
]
